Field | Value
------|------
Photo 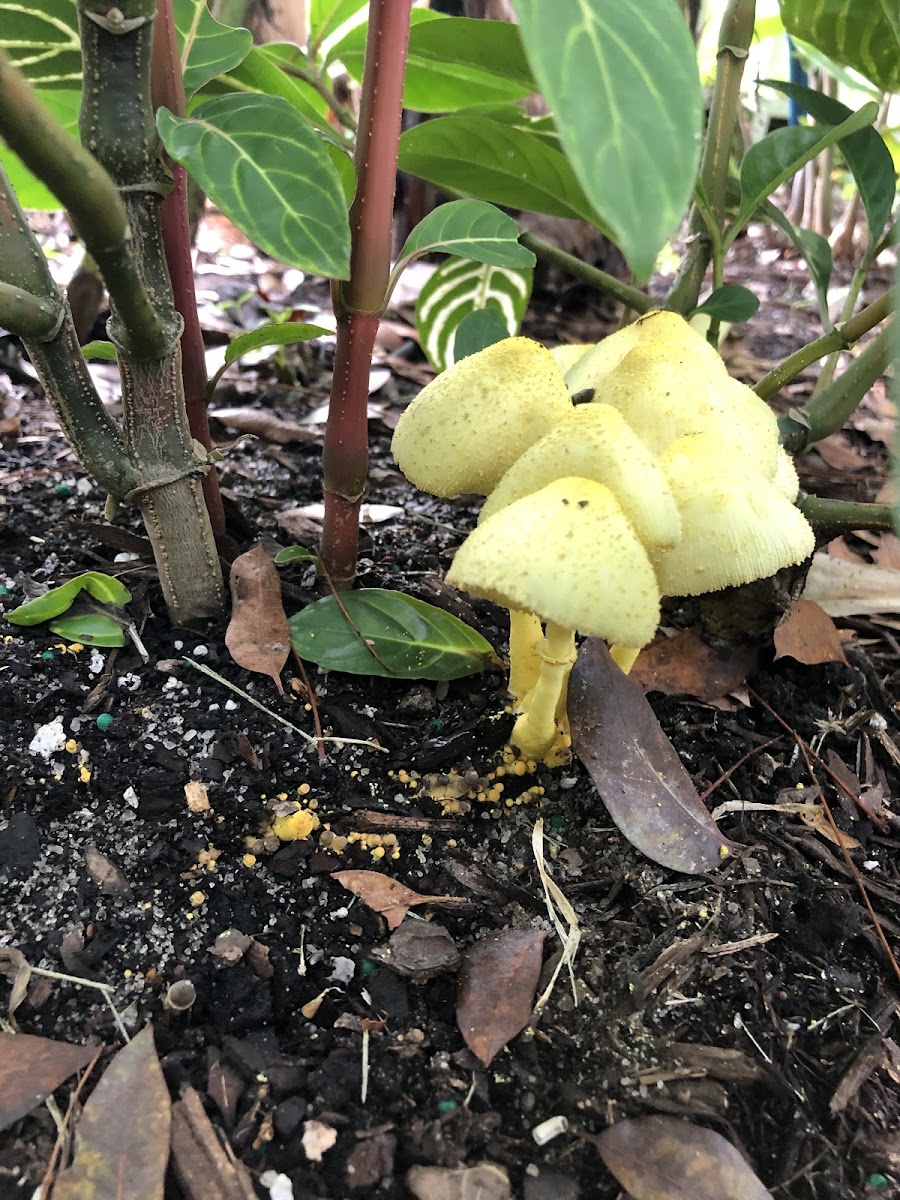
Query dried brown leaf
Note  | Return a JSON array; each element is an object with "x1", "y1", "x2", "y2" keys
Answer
[
  {"x1": 333, "y1": 870, "x2": 466, "y2": 930},
  {"x1": 774, "y1": 600, "x2": 848, "y2": 666},
  {"x1": 456, "y1": 929, "x2": 546, "y2": 1066},
  {"x1": 53, "y1": 1024, "x2": 170, "y2": 1200},
  {"x1": 406, "y1": 1162, "x2": 512, "y2": 1200},
  {"x1": 0, "y1": 946, "x2": 32, "y2": 1021},
  {"x1": 210, "y1": 407, "x2": 319, "y2": 444},
  {"x1": 84, "y1": 845, "x2": 133, "y2": 899},
  {"x1": 225, "y1": 544, "x2": 291, "y2": 692},
  {"x1": 872, "y1": 533, "x2": 900, "y2": 572},
  {"x1": 630, "y1": 629, "x2": 757, "y2": 702},
  {"x1": 798, "y1": 805, "x2": 861, "y2": 850},
  {"x1": 0, "y1": 1032, "x2": 96, "y2": 1131},
  {"x1": 596, "y1": 1115, "x2": 773, "y2": 1199},
  {"x1": 170, "y1": 1085, "x2": 256, "y2": 1200},
  {"x1": 569, "y1": 640, "x2": 739, "y2": 874}
]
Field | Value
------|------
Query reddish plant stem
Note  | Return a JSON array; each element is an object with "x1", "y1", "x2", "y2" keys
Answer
[
  {"x1": 151, "y1": 0, "x2": 225, "y2": 536},
  {"x1": 321, "y1": 0, "x2": 413, "y2": 588}
]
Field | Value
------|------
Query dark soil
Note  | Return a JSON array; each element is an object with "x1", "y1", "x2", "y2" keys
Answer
[{"x1": 1, "y1": 224, "x2": 899, "y2": 1200}]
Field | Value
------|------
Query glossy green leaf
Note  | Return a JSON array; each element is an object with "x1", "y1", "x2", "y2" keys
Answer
[
  {"x1": 415, "y1": 257, "x2": 533, "y2": 372},
  {"x1": 224, "y1": 321, "x2": 329, "y2": 366},
  {"x1": 692, "y1": 284, "x2": 760, "y2": 322},
  {"x1": 49, "y1": 613, "x2": 126, "y2": 647},
  {"x1": 309, "y1": 0, "x2": 366, "y2": 54},
  {"x1": 0, "y1": 0, "x2": 81, "y2": 86},
  {"x1": 397, "y1": 201, "x2": 535, "y2": 271},
  {"x1": 274, "y1": 546, "x2": 318, "y2": 565},
  {"x1": 174, "y1": 0, "x2": 253, "y2": 97},
  {"x1": 399, "y1": 117, "x2": 608, "y2": 227},
  {"x1": 761, "y1": 200, "x2": 833, "y2": 320},
  {"x1": 780, "y1": 0, "x2": 900, "y2": 91},
  {"x1": 224, "y1": 43, "x2": 331, "y2": 127},
  {"x1": 730, "y1": 103, "x2": 879, "y2": 244},
  {"x1": 454, "y1": 103, "x2": 561, "y2": 148},
  {"x1": 289, "y1": 589, "x2": 498, "y2": 680},
  {"x1": 453, "y1": 307, "x2": 511, "y2": 361},
  {"x1": 157, "y1": 94, "x2": 351, "y2": 278},
  {"x1": 761, "y1": 80, "x2": 895, "y2": 247},
  {"x1": 333, "y1": 13, "x2": 535, "y2": 111},
  {"x1": 6, "y1": 572, "x2": 131, "y2": 627},
  {"x1": 513, "y1": 0, "x2": 703, "y2": 280},
  {"x1": 81, "y1": 341, "x2": 118, "y2": 362},
  {"x1": 0, "y1": 89, "x2": 80, "y2": 209}
]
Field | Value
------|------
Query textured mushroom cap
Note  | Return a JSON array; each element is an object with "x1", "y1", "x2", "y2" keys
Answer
[
  {"x1": 651, "y1": 434, "x2": 815, "y2": 596},
  {"x1": 706, "y1": 377, "x2": 780, "y2": 477},
  {"x1": 550, "y1": 343, "x2": 592, "y2": 376},
  {"x1": 773, "y1": 448, "x2": 800, "y2": 500},
  {"x1": 564, "y1": 309, "x2": 723, "y2": 396},
  {"x1": 447, "y1": 477, "x2": 661, "y2": 645},
  {"x1": 391, "y1": 337, "x2": 572, "y2": 496},
  {"x1": 479, "y1": 404, "x2": 681, "y2": 550},
  {"x1": 589, "y1": 340, "x2": 729, "y2": 454}
]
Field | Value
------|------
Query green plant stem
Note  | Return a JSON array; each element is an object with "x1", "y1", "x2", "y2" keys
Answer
[
  {"x1": 798, "y1": 495, "x2": 895, "y2": 535},
  {"x1": 665, "y1": 0, "x2": 755, "y2": 314},
  {"x1": 152, "y1": 0, "x2": 226, "y2": 537},
  {"x1": 517, "y1": 232, "x2": 652, "y2": 313},
  {"x1": 756, "y1": 290, "x2": 893, "y2": 400},
  {"x1": 0, "y1": 283, "x2": 62, "y2": 340},
  {"x1": 284, "y1": 58, "x2": 358, "y2": 132},
  {"x1": 0, "y1": 47, "x2": 168, "y2": 361},
  {"x1": 779, "y1": 320, "x2": 894, "y2": 451},
  {"x1": 812, "y1": 262, "x2": 869, "y2": 394},
  {"x1": 321, "y1": 0, "x2": 413, "y2": 589}
]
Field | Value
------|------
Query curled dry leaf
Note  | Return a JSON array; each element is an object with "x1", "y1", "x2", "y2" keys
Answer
[
  {"x1": 406, "y1": 1162, "x2": 512, "y2": 1200},
  {"x1": 799, "y1": 805, "x2": 861, "y2": 850},
  {"x1": 0, "y1": 1031, "x2": 96, "y2": 1132},
  {"x1": 332, "y1": 870, "x2": 466, "y2": 930},
  {"x1": 630, "y1": 629, "x2": 757, "y2": 702},
  {"x1": 456, "y1": 928, "x2": 546, "y2": 1066},
  {"x1": 370, "y1": 920, "x2": 461, "y2": 982},
  {"x1": 53, "y1": 1024, "x2": 171, "y2": 1200},
  {"x1": 84, "y1": 845, "x2": 133, "y2": 899},
  {"x1": 225, "y1": 544, "x2": 292, "y2": 693},
  {"x1": 0, "y1": 946, "x2": 32, "y2": 1021},
  {"x1": 773, "y1": 600, "x2": 848, "y2": 667},
  {"x1": 569, "y1": 640, "x2": 739, "y2": 874},
  {"x1": 596, "y1": 1114, "x2": 773, "y2": 1200},
  {"x1": 210, "y1": 407, "x2": 319, "y2": 444}
]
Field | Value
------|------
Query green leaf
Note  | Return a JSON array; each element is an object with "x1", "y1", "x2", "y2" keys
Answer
[
  {"x1": 415, "y1": 257, "x2": 533, "y2": 372},
  {"x1": 224, "y1": 321, "x2": 329, "y2": 366},
  {"x1": 81, "y1": 341, "x2": 118, "y2": 362},
  {"x1": 512, "y1": 0, "x2": 703, "y2": 280},
  {"x1": 274, "y1": 546, "x2": 318, "y2": 565},
  {"x1": 289, "y1": 589, "x2": 498, "y2": 680},
  {"x1": 157, "y1": 94, "x2": 351, "y2": 279},
  {"x1": 453, "y1": 103, "x2": 561, "y2": 148},
  {"x1": 730, "y1": 103, "x2": 879, "y2": 244},
  {"x1": 761, "y1": 80, "x2": 896, "y2": 247},
  {"x1": 0, "y1": 0, "x2": 81, "y2": 86},
  {"x1": 780, "y1": 0, "x2": 900, "y2": 91},
  {"x1": 333, "y1": 13, "x2": 536, "y2": 111},
  {"x1": 224, "y1": 43, "x2": 330, "y2": 127},
  {"x1": 49, "y1": 613, "x2": 126, "y2": 647},
  {"x1": 397, "y1": 200, "x2": 535, "y2": 271},
  {"x1": 309, "y1": 0, "x2": 366, "y2": 54},
  {"x1": 398, "y1": 117, "x2": 609, "y2": 227},
  {"x1": 761, "y1": 200, "x2": 833, "y2": 320},
  {"x1": 692, "y1": 284, "x2": 760, "y2": 322},
  {"x1": 6, "y1": 572, "x2": 132, "y2": 627},
  {"x1": 174, "y1": 0, "x2": 253, "y2": 96},
  {"x1": 0, "y1": 89, "x2": 81, "y2": 209},
  {"x1": 453, "y1": 307, "x2": 511, "y2": 361}
]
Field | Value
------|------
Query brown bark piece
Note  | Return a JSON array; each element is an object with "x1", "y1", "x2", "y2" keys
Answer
[{"x1": 170, "y1": 1086, "x2": 256, "y2": 1200}]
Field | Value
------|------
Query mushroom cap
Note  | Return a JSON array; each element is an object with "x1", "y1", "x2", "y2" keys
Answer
[
  {"x1": 564, "y1": 309, "x2": 723, "y2": 396},
  {"x1": 447, "y1": 476, "x2": 661, "y2": 646},
  {"x1": 549, "y1": 343, "x2": 592, "y2": 377},
  {"x1": 651, "y1": 434, "x2": 815, "y2": 596},
  {"x1": 391, "y1": 337, "x2": 572, "y2": 497},
  {"x1": 706, "y1": 377, "x2": 781, "y2": 477},
  {"x1": 479, "y1": 404, "x2": 682, "y2": 550},
  {"x1": 773, "y1": 448, "x2": 800, "y2": 500}
]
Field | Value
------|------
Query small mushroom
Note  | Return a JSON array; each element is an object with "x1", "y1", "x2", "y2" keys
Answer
[
  {"x1": 447, "y1": 477, "x2": 661, "y2": 762},
  {"x1": 549, "y1": 342, "x2": 591, "y2": 376},
  {"x1": 391, "y1": 337, "x2": 571, "y2": 497},
  {"x1": 650, "y1": 433, "x2": 815, "y2": 597}
]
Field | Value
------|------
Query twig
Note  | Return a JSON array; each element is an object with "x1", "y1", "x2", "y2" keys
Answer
[
  {"x1": 39, "y1": 1047, "x2": 104, "y2": 1199},
  {"x1": 290, "y1": 647, "x2": 327, "y2": 764},
  {"x1": 183, "y1": 657, "x2": 388, "y2": 753},
  {"x1": 318, "y1": 557, "x2": 396, "y2": 675}
]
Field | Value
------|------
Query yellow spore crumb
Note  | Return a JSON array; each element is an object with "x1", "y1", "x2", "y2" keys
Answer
[
  {"x1": 65, "y1": 739, "x2": 78, "y2": 753},
  {"x1": 272, "y1": 808, "x2": 321, "y2": 842},
  {"x1": 242, "y1": 853, "x2": 257, "y2": 867},
  {"x1": 78, "y1": 765, "x2": 92, "y2": 783},
  {"x1": 189, "y1": 891, "x2": 205, "y2": 907}
]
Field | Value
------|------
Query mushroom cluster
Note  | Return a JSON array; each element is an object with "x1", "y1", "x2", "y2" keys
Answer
[{"x1": 391, "y1": 311, "x2": 814, "y2": 765}]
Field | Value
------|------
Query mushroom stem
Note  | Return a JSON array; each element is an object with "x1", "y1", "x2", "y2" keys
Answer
[
  {"x1": 510, "y1": 621, "x2": 577, "y2": 762},
  {"x1": 609, "y1": 644, "x2": 641, "y2": 674},
  {"x1": 507, "y1": 609, "x2": 544, "y2": 702}
]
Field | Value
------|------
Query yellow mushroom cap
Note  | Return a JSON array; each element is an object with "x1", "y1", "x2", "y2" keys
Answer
[
  {"x1": 549, "y1": 343, "x2": 592, "y2": 376},
  {"x1": 479, "y1": 404, "x2": 681, "y2": 550},
  {"x1": 447, "y1": 477, "x2": 661, "y2": 646},
  {"x1": 564, "y1": 309, "x2": 724, "y2": 396},
  {"x1": 705, "y1": 377, "x2": 781, "y2": 477},
  {"x1": 651, "y1": 434, "x2": 815, "y2": 596},
  {"x1": 391, "y1": 337, "x2": 572, "y2": 497},
  {"x1": 773, "y1": 448, "x2": 800, "y2": 500}
]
